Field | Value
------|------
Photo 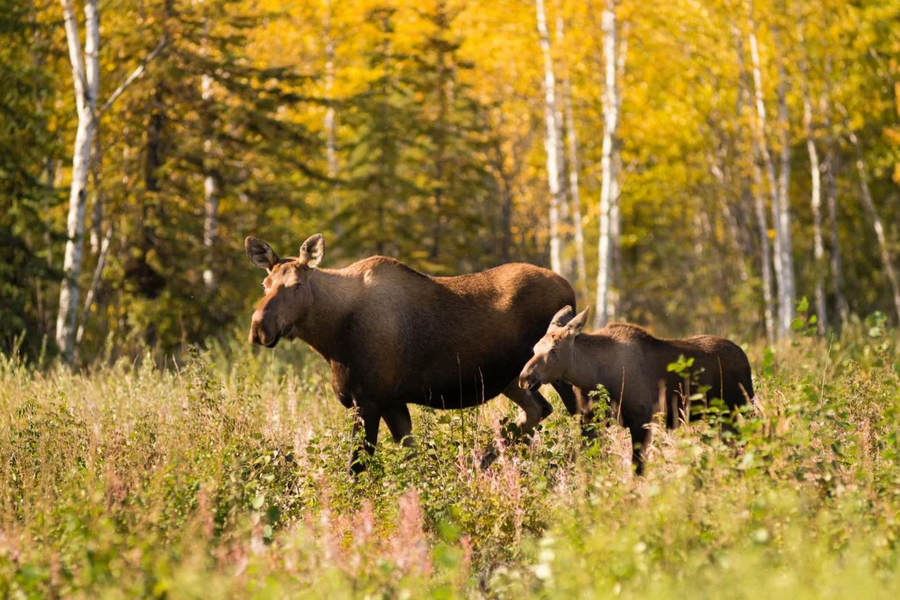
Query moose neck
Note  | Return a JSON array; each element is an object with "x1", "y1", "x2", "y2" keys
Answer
[
  {"x1": 563, "y1": 334, "x2": 607, "y2": 390},
  {"x1": 293, "y1": 267, "x2": 358, "y2": 362}
]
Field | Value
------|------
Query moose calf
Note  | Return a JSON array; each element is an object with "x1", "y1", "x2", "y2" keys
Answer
[{"x1": 519, "y1": 307, "x2": 754, "y2": 474}]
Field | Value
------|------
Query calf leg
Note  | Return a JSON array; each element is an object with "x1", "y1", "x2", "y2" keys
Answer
[
  {"x1": 348, "y1": 405, "x2": 381, "y2": 475},
  {"x1": 551, "y1": 381, "x2": 580, "y2": 416}
]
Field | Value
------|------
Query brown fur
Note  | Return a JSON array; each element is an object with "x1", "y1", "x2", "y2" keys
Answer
[
  {"x1": 246, "y1": 234, "x2": 581, "y2": 473},
  {"x1": 519, "y1": 310, "x2": 754, "y2": 474}
]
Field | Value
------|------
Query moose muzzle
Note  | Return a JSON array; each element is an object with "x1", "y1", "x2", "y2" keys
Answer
[{"x1": 249, "y1": 310, "x2": 280, "y2": 348}]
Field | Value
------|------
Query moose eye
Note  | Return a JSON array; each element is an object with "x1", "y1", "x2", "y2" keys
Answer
[{"x1": 549, "y1": 348, "x2": 558, "y2": 357}]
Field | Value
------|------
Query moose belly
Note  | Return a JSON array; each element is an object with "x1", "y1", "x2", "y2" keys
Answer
[{"x1": 403, "y1": 353, "x2": 525, "y2": 409}]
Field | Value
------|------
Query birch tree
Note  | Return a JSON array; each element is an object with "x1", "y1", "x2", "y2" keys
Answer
[
  {"x1": 803, "y1": 88, "x2": 825, "y2": 333},
  {"x1": 774, "y1": 33, "x2": 796, "y2": 334},
  {"x1": 56, "y1": 0, "x2": 166, "y2": 361},
  {"x1": 535, "y1": 0, "x2": 564, "y2": 275},
  {"x1": 849, "y1": 131, "x2": 900, "y2": 324},
  {"x1": 324, "y1": 0, "x2": 338, "y2": 180},
  {"x1": 557, "y1": 15, "x2": 588, "y2": 299},
  {"x1": 56, "y1": 0, "x2": 99, "y2": 362},
  {"x1": 595, "y1": 0, "x2": 619, "y2": 328},
  {"x1": 799, "y1": 22, "x2": 826, "y2": 333},
  {"x1": 747, "y1": 1, "x2": 792, "y2": 339},
  {"x1": 821, "y1": 61, "x2": 848, "y2": 327},
  {"x1": 733, "y1": 22, "x2": 774, "y2": 340},
  {"x1": 201, "y1": 71, "x2": 219, "y2": 291}
]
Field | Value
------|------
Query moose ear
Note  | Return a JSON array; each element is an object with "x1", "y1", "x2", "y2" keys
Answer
[
  {"x1": 298, "y1": 233, "x2": 325, "y2": 268},
  {"x1": 566, "y1": 308, "x2": 590, "y2": 335},
  {"x1": 245, "y1": 237, "x2": 279, "y2": 270},
  {"x1": 549, "y1": 305, "x2": 574, "y2": 328}
]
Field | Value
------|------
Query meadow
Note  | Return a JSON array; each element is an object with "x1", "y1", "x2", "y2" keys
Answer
[{"x1": 1, "y1": 312, "x2": 899, "y2": 599}]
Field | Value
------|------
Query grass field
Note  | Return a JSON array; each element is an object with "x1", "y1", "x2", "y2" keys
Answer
[{"x1": 2, "y1": 316, "x2": 900, "y2": 598}]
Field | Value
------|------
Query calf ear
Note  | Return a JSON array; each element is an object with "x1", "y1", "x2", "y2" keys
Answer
[
  {"x1": 567, "y1": 308, "x2": 590, "y2": 335},
  {"x1": 549, "y1": 306, "x2": 574, "y2": 328},
  {"x1": 245, "y1": 237, "x2": 279, "y2": 270},
  {"x1": 298, "y1": 233, "x2": 325, "y2": 268}
]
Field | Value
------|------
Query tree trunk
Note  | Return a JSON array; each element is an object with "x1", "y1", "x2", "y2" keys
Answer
[
  {"x1": 535, "y1": 0, "x2": 564, "y2": 274},
  {"x1": 733, "y1": 23, "x2": 771, "y2": 338},
  {"x1": 202, "y1": 72, "x2": 219, "y2": 291},
  {"x1": 849, "y1": 132, "x2": 900, "y2": 324},
  {"x1": 430, "y1": 6, "x2": 450, "y2": 263},
  {"x1": 595, "y1": 1, "x2": 619, "y2": 328},
  {"x1": 610, "y1": 21, "x2": 628, "y2": 313},
  {"x1": 799, "y1": 24, "x2": 826, "y2": 333},
  {"x1": 747, "y1": 2, "x2": 788, "y2": 339},
  {"x1": 56, "y1": 0, "x2": 99, "y2": 362},
  {"x1": 824, "y1": 148, "x2": 848, "y2": 324},
  {"x1": 89, "y1": 126, "x2": 102, "y2": 257},
  {"x1": 803, "y1": 93, "x2": 826, "y2": 333},
  {"x1": 324, "y1": 0, "x2": 337, "y2": 180},
  {"x1": 554, "y1": 15, "x2": 574, "y2": 281},
  {"x1": 821, "y1": 61, "x2": 848, "y2": 328},
  {"x1": 558, "y1": 18, "x2": 587, "y2": 299},
  {"x1": 75, "y1": 224, "x2": 112, "y2": 351},
  {"x1": 752, "y1": 141, "x2": 776, "y2": 343},
  {"x1": 775, "y1": 36, "x2": 796, "y2": 335}
]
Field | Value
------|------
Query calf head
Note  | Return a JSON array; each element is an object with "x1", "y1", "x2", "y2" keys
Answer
[
  {"x1": 519, "y1": 306, "x2": 589, "y2": 390},
  {"x1": 246, "y1": 233, "x2": 325, "y2": 347}
]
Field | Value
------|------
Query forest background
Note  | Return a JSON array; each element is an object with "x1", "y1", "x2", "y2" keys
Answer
[{"x1": 2, "y1": 0, "x2": 900, "y2": 363}]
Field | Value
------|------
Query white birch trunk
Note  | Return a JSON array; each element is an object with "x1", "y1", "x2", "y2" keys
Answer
[
  {"x1": 75, "y1": 224, "x2": 112, "y2": 349},
  {"x1": 804, "y1": 95, "x2": 826, "y2": 333},
  {"x1": 558, "y1": 16, "x2": 587, "y2": 299},
  {"x1": 595, "y1": 1, "x2": 619, "y2": 328},
  {"x1": 820, "y1": 63, "x2": 848, "y2": 325},
  {"x1": 56, "y1": 0, "x2": 99, "y2": 362},
  {"x1": 535, "y1": 0, "x2": 564, "y2": 275},
  {"x1": 824, "y1": 149, "x2": 849, "y2": 323},
  {"x1": 202, "y1": 72, "x2": 218, "y2": 291},
  {"x1": 747, "y1": 3, "x2": 787, "y2": 339},
  {"x1": 563, "y1": 78, "x2": 588, "y2": 300},
  {"x1": 775, "y1": 45, "x2": 796, "y2": 334},
  {"x1": 751, "y1": 140, "x2": 776, "y2": 343},
  {"x1": 324, "y1": 0, "x2": 337, "y2": 180},
  {"x1": 800, "y1": 25, "x2": 826, "y2": 333},
  {"x1": 610, "y1": 21, "x2": 628, "y2": 311},
  {"x1": 849, "y1": 132, "x2": 900, "y2": 324}
]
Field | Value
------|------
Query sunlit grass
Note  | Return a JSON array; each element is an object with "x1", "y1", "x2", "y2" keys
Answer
[{"x1": 1, "y1": 319, "x2": 899, "y2": 598}]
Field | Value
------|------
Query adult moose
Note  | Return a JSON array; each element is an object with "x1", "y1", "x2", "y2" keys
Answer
[
  {"x1": 519, "y1": 307, "x2": 754, "y2": 475},
  {"x1": 246, "y1": 233, "x2": 582, "y2": 473}
]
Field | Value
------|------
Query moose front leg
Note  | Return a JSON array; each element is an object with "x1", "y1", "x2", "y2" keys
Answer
[
  {"x1": 348, "y1": 403, "x2": 381, "y2": 475},
  {"x1": 481, "y1": 381, "x2": 551, "y2": 468},
  {"x1": 382, "y1": 403, "x2": 414, "y2": 448}
]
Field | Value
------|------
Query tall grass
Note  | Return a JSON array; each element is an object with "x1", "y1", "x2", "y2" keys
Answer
[{"x1": 1, "y1": 317, "x2": 899, "y2": 598}]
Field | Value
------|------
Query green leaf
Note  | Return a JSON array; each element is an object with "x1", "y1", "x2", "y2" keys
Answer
[
  {"x1": 791, "y1": 317, "x2": 806, "y2": 331},
  {"x1": 252, "y1": 494, "x2": 265, "y2": 509},
  {"x1": 797, "y1": 297, "x2": 809, "y2": 312}
]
